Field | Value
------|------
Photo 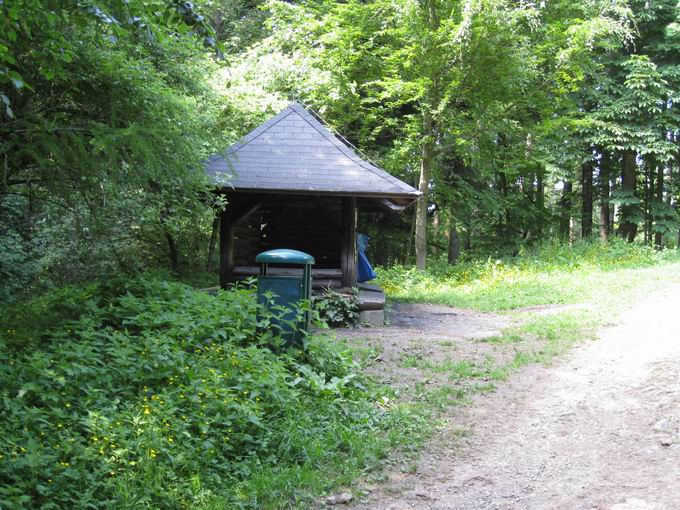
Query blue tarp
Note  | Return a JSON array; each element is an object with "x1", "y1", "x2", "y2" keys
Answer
[{"x1": 357, "y1": 233, "x2": 377, "y2": 283}]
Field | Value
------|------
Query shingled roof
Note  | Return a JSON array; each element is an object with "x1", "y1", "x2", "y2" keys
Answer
[{"x1": 205, "y1": 102, "x2": 420, "y2": 204}]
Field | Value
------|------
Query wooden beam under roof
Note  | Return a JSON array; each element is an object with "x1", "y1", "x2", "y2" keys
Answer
[{"x1": 340, "y1": 197, "x2": 357, "y2": 288}]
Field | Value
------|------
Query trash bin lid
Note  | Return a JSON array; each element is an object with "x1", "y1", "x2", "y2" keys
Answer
[{"x1": 255, "y1": 249, "x2": 315, "y2": 265}]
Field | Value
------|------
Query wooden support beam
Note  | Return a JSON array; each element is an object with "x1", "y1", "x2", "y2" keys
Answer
[
  {"x1": 340, "y1": 197, "x2": 357, "y2": 288},
  {"x1": 219, "y1": 206, "x2": 234, "y2": 289},
  {"x1": 373, "y1": 197, "x2": 407, "y2": 213}
]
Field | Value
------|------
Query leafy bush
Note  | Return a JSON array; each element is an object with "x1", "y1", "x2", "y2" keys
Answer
[
  {"x1": 312, "y1": 289, "x2": 360, "y2": 327},
  {"x1": 0, "y1": 275, "x2": 414, "y2": 509}
]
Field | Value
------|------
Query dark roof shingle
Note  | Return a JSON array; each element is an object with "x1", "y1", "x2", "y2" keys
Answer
[{"x1": 205, "y1": 102, "x2": 420, "y2": 201}]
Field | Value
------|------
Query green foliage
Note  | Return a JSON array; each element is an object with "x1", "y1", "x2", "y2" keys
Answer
[
  {"x1": 0, "y1": 0, "x2": 218, "y2": 110},
  {"x1": 377, "y1": 239, "x2": 680, "y2": 310},
  {"x1": 588, "y1": 55, "x2": 675, "y2": 157},
  {"x1": 312, "y1": 289, "x2": 359, "y2": 328},
  {"x1": 0, "y1": 275, "x2": 418, "y2": 508},
  {"x1": 0, "y1": 0, "x2": 227, "y2": 298},
  {"x1": 650, "y1": 199, "x2": 680, "y2": 236}
]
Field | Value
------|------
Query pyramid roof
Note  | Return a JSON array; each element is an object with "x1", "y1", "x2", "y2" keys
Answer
[{"x1": 205, "y1": 102, "x2": 420, "y2": 204}]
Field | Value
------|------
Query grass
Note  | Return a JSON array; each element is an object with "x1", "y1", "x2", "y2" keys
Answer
[
  {"x1": 378, "y1": 239, "x2": 680, "y2": 311},
  {"x1": 400, "y1": 354, "x2": 498, "y2": 380}
]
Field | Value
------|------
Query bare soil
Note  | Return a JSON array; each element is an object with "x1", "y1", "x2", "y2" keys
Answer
[
  {"x1": 340, "y1": 287, "x2": 680, "y2": 510},
  {"x1": 338, "y1": 303, "x2": 515, "y2": 395}
]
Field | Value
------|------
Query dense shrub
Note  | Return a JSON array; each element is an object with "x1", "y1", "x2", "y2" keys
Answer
[
  {"x1": 312, "y1": 289, "x2": 360, "y2": 328},
  {"x1": 0, "y1": 275, "x2": 410, "y2": 509}
]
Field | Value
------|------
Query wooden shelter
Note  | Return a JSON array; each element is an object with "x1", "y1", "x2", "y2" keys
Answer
[{"x1": 205, "y1": 102, "x2": 420, "y2": 292}]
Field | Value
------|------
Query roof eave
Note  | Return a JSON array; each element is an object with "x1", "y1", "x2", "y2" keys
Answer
[{"x1": 213, "y1": 184, "x2": 421, "y2": 203}]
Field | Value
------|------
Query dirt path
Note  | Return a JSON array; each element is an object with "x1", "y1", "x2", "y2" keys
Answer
[
  {"x1": 346, "y1": 286, "x2": 680, "y2": 510},
  {"x1": 338, "y1": 303, "x2": 513, "y2": 396}
]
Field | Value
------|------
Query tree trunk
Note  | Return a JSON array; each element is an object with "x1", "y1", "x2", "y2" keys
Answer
[
  {"x1": 609, "y1": 171, "x2": 617, "y2": 235},
  {"x1": 643, "y1": 160, "x2": 652, "y2": 244},
  {"x1": 464, "y1": 214, "x2": 472, "y2": 251},
  {"x1": 536, "y1": 173, "x2": 545, "y2": 237},
  {"x1": 581, "y1": 160, "x2": 593, "y2": 239},
  {"x1": 415, "y1": 112, "x2": 434, "y2": 270},
  {"x1": 414, "y1": 0, "x2": 441, "y2": 270},
  {"x1": 654, "y1": 161, "x2": 664, "y2": 248},
  {"x1": 497, "y1": 171, "x2": 511, "y2": 240},
  {"x1": 599, "y1": 152, "x2": 611, "y2": 242},
  {"x1": 206, "y1": 216, "x2": 219, "y2": 272},
  {"x1": 618, "y1": 150, "x2": 638, "y2": 242},
  {"x1": 677, "y1": 137, "x2": 680, "y2": 248},
  {"x1": 448, "y1": 221, "x2": 460, "y2": 264},
  {"x1": 559, "y1": 180, "x2": 572, "y2": 241},
  {"x1": 666, "y1": 158, "x2": 673, "y2": 207},
  {"x1": 165, "y1": 232, "x2": 179, "y2": 273}
]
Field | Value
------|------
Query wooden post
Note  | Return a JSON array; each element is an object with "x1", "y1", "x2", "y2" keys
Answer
[
  {"x1": 219, "y1": 206, "x2": 234, "y2": 289},
  {"x1": 340, "y1": 197, "x2": 357, "y2": 288},
  {"x1": 232, "y1": 196, "x2": 264, "y2": 227}
]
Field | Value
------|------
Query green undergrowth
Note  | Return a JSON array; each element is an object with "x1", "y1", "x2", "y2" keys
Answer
[
  {"x1": 378, "y1": 240, "x2": 680, "y2": 311},
  {"x1": 0, "y1": 275, "x2": 430, "y2": 509}
]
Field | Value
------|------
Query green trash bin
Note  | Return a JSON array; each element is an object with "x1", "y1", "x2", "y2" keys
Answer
[{"x1": 255, "y1": 249, "x2": 315, "y2": 347}]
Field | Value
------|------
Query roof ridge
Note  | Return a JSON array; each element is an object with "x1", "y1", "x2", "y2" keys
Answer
[
  {"x1": 290, "y1": 103, "x2": 417, "y2": 194},
  {"x1": 227, "y1": 106, "x2": 295, "y2": 155}
]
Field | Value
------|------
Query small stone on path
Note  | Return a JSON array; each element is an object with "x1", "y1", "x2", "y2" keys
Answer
[
  {"x1": 660, "y1": 437, "x2": 673, "y2": 447},
  {"x1": 326, "y1": 492, "x2": 353, "y2": 505},
  {"x1": 414, "y1": 488, "x2": 432, "y2": 499}
]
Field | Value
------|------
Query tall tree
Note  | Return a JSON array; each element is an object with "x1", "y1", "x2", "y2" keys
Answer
[
  {"x1": 581, "y1": 158, "x2": 594, "y2": 238},
  {"x1": 599, "y1": 151, "x2": 612, "y2": 241}
]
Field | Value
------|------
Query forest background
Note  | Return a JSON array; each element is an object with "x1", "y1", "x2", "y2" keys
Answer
[{"x1": 2, "y1": 0, "x2": 680, "y2": 298}]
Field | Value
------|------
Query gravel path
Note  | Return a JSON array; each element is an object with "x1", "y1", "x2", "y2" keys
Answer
[{"x1": 350, "y1": 286, "x2": 680, "y2": 510}]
